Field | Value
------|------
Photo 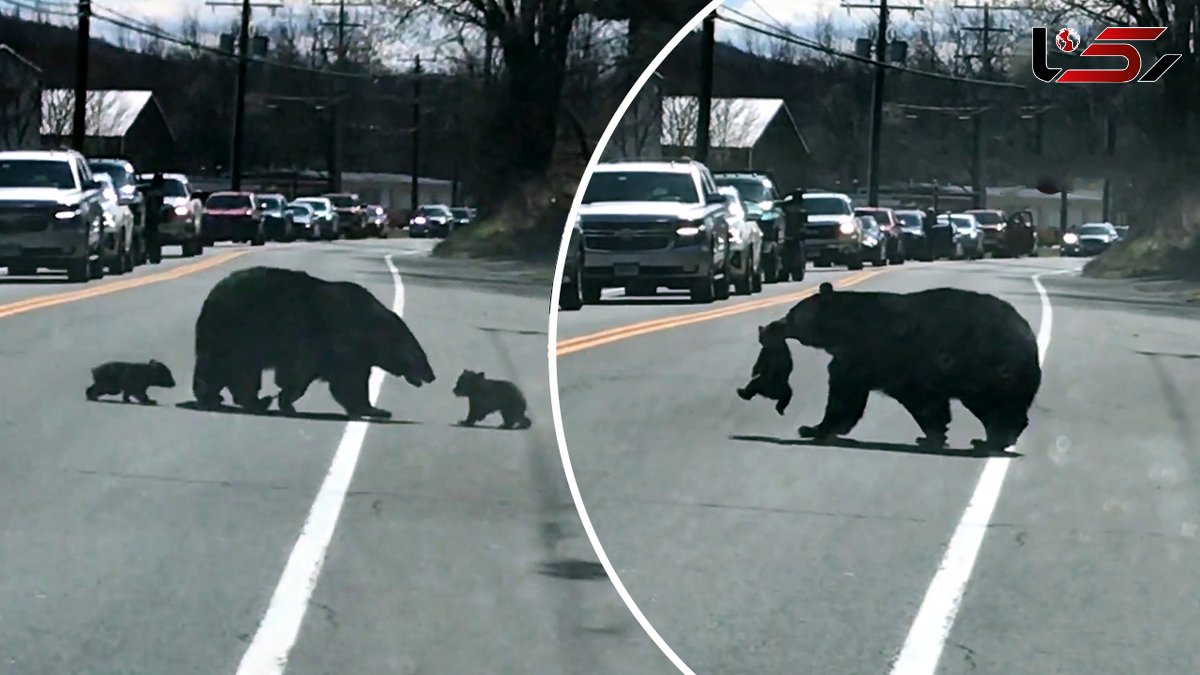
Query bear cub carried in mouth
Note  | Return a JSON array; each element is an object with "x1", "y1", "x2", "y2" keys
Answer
[{"x1": 737, "y1": 323, "x2": 794, "y2": 415}]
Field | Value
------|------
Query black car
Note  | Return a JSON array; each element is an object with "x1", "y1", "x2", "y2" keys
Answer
[
  {"x1": 1062, "y1": 222, "x2": 1119, "y2": 257},
  {"x1": 87, "y1": 157, "x2": 147, "y2": 265},
  {"x1": 257, "y1": 193, "x2": 294, "y2": 241},
  {"x1": 713, "y1": 171, "x2": 798, "y2": 283},
  {"x1": 558, "y1": 215, "x2": 585, "y2": 311},
  {"x1": 324, "y1": 192, "x2": 366, "y2": 237},
  {"x1": 409, "y1": 205, "x2": 455, "y2": 238},
  {"x1": 450, "y1": 207, "x2": 474, "y2": 229},
  {"x1": 363, "y1": 204, "x2": 389, "y2": 237},
  {"x1": 893, "y1": 209, "x2": 933, "y2": 261}
]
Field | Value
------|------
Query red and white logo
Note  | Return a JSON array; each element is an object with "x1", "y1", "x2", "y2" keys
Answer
[{"x1": 1032, "y1": 26, "x2": 1181, "y2": 84}]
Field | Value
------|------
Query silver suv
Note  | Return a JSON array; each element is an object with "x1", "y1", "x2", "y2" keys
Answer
[
  {"x1": 0, "y1": 150, "x2": 107, "y2": 282},
  {"x1": 577, "y1": 159, "x2": 733, "y2": 304}
]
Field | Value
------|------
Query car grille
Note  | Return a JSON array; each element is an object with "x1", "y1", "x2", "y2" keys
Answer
[
  {"x1": 0, "y1": 204, "x2": 54, "y2": 233},
  {"x1": 803, "y1": 224, "x2": 838, "y2": 239},
  {"x1": 584, "y1": 222, "x2": 673, "y2": 251}
]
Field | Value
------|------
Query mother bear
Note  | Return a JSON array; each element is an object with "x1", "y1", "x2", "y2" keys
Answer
[
  {"x1": 762, "y1": 281, "x2": 1041, "y2": 450},
  {"x1": 192, "y1": 266, "x2": 435, "y2": 418}
]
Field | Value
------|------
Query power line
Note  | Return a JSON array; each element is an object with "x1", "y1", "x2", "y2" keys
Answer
[{"x1": 716, "y1": 8, "x2": 1025, "y2": 90}]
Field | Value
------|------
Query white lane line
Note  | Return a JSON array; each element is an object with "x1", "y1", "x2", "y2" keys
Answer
[
  {"x1": 888, "y1": 269, "x2": 1068, "y2": 675},
  {"x1": 235, "y1": 254, "x2": 404, "y2": 675}
]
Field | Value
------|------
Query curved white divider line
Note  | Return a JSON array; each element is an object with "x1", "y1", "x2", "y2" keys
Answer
[{"x1": 547, "y1": 3, "x2": 728, "y2": 674}]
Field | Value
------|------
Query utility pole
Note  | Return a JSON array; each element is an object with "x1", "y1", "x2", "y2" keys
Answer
[
  {"x1": 843, "y1": 0, "x2": 923, "y2": 206},
  {"x1": 206, "y1": 0, "x2": 282, "y2": 190},
  {"x1": 410, "y1": 55, "x2": 422, "y2": 214},
  {"x1": 1102, "y1": 115, "x2": 1115, "y2": 222},
  {"x1": 957, "y1": 1, "x2": 1022, "y2": 209},
  {"x1": 315, "y1": 0, "x2": 368, "y2": 193},
  {"x1": 695, "y1": 11, "x2": 715, "y2": 163},
  {"x1": 71, "y1": 0, "x2": 91, "y2": 152}
]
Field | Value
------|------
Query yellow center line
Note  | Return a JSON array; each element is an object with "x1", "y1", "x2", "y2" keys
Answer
[
  {"x1": 556, "y1": 269, "x2": 887, "y2": 356},
  {"x1": 0, "y1": 250, "x2": 249, "y2": 321}
]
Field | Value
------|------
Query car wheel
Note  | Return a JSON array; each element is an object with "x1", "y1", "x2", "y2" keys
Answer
[
  {"x1": 762, "y1": 250, "x2": 778, "y2": 284},
  {"x1": 559, "y1": 279, "x2": 584, "y2": 311},
  {"x1": 846, "y1": 250, "x2": 864, "y2": 271},
  {"x1": 252, "y1": 227, "x2": 266, "y2": 246},
  {"x1": 892, "y1": 241, "x2": 906, "y2": 264},
  {"x1": 115, "y1": 242, "x2": 132, "y2": 274},
  {"x1": 88, "y1": 256, "x2": 105, "y2": 280},
  {"x1": 714, "y1": 262, "x2": 732, "y2": 301},
  {"x1": 734, "y1": 259, "x2": 753, "y2": 296},
  {"x1": 582, "y1": 282, "x2": 602, "y2": 304},
  {"x1": 690, "y1": 267, "x2": 716, "y2": 304},
  {"x1": 751, "y1": 258, "x2": 764, "y2": 293},
  {"x1": 67, "y1": 258, "x2": 89, "y2": 283}
]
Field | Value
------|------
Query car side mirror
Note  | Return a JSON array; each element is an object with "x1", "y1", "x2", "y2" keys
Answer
[{"x1": 706, "y1": 193, "x2": 726, "y2": 206}]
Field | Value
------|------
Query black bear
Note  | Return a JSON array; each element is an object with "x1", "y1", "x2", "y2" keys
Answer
[
  {"x1": 736, "y1": 323, "x2": 794, "y2": 415},
  {"x1": 86, "y1": 359, "x2": 176, "y2": 404},
  {"x1": 452, "y1": 370, "x2": 532, "y2": 429},
  {"x1": 767, "y1": 281, "x2": 1041, "y2": 450},
  {"x1": 192, "y1": 266, "x2": 435, "y2": 418}
]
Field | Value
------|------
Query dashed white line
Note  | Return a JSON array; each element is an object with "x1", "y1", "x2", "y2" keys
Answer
[
  {"x1": 888, "y1": 269, "x2": 1068, "y2": 675},
  {"x1": 234, "y1": 254, "x2": 405, "y2": 675}
]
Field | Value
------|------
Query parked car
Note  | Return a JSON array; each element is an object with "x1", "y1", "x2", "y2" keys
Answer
[
  {"x1": 202, "y1": 191, "x2": 265, "y2": 246},
  {"x1": 713, "y1": 171, "x2": 791, "y2": 283},
  {"x1": 324, "y1": 192, "x2": 365, "y2": 238},
  {"x1": 88, "y1": 156, "x2": 147, "y2": 264},
  {"x1": 1113, "y1": 224, "x2": 1130, "y2": 240},
  {"x1": 854, "y1": 206, "x2": 905, "y2": 264},
  {"x1": 858, "y1": 214, "x2": 888, "y2": 267},
  {"x1": 558, "y1": 214, "x2": 585, "y2": 311},
  {"x1": 893, "y1": 209, "x2": 933, "y2": 261},
  {"x1": 292, "y1": 197, "x2": 339, "y2": 240},
  {"x1": 800, "y1": 191, "x2": 864, "y2": 270},
  {"x1": 450, "y1": 207, "x2": 474, "y2": 229},
  {"x1": 1062, "y1": 222, "x2": 1120, "y2": 257},
  {"x1": 718, "y1": 185, "x2": 763, "y2": 295},
  {"x1": 941, "y1": 213, "x2": 985, "y2": 260},
  {"x1": 408, "y1": 205, "x2": 456, "y2": 238},
  {"x1": 577, "y1": 159, "x2": 733, "y2": 304},
  {"x1": 287, "y1": 202, "x2": 320, "y2": 240},
  {"x1": 364, "y1": 204, "x2": 389, "y2": 237},
  {"x1": 0, "y1": 149, "x2": 107, "y2": 281},
  {"x1": 258, "y1": 193, "x2": 295, "y2": 242},
  {"x1": 148, "y1": 173, "x2": 205, "y2": 257},
  {"x1": 92, "y1": 172, "x2": 135, "y2": 274}
]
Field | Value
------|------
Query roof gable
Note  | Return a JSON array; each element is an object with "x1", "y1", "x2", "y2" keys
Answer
[
  {"x1": 661, "y1": 97, "x2": 807, "y2": 152},
  {"x1": 40, "y1": 90, "x2": 156, "y2": 138},
  {"x1": 0, "y1": 44, "x2": 42, "y2": 76}
]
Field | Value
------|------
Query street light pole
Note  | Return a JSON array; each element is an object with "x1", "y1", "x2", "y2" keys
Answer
[{"x1": 71, "y1": 0, "x2": 91, "y2": 152}]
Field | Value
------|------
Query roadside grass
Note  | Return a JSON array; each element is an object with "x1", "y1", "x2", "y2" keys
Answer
[{"x1": 1083, "y1": 229, "x2": 1200, "y2": 281}]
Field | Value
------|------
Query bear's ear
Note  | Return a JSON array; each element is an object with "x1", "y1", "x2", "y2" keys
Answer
[
  {"x1": 149, "y1": 359, "x2": 161, "y2": 367},
  {"x1": 818, "y1": 282, "x2": 834, "y2": 298},
  {"x1": 757, "y1": 325, "x2": 765, "y2": 336}
]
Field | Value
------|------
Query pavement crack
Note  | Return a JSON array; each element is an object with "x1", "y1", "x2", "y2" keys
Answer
[
  {"x1": 597, "y1": 495, "x2": 931, "y2": 525},
  {"x1": 56, "y1": 467, "x2": 295, "y2": 492},
  {"x1": 313, "y1": 602, "x2": 338, "y2": 629},
  {"x1": 954, "y1": 642, "x2": 978, "y2": 672}
]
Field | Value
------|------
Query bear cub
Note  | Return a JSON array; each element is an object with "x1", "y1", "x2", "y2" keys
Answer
[
  {"x1": 452, "y1": 369, "x2": 532, "y2": 429},
  {"x1": 86, "y1": 359, "x2": 176, "y2": 405},
  {"x1": 737, "y1": 323, "x2": 794, "y2": 415}
]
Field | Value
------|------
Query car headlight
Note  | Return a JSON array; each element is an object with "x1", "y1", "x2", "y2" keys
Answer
[
  {"x1": 839, "y1": 221, "x2": 857, "y2": 235},
  {"x1": 174, "y1": 206, "x2": 189, "y2": 216},
  {"x1": 54, "y1": 208, "x2": 80, "y2": 220},
  {"x1": 996, "y1": 222, "x2": 1006, "y2": 230},
  {"x1": 676, "y1": 224, "x2": 705, "y2": 237},
  {"x1": 1063, "y1": 233, "x2": 1079, "y2": 244},
  {"x1": 757, "y1": 200, "x2": 774, "y2": 211},
  {"x1": 413, "y1": 216, "x2": 427, "y2": 224}
]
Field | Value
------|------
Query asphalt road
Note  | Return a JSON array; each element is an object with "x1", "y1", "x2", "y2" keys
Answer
[
  {"x1": 555, "y1": 256, "x2": 1200, "y2": 674},
  {"x1": 0, "y1": 239, "x2": 673, "y2": 674}
]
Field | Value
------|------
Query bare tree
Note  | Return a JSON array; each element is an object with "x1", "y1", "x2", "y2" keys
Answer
[
  {"x1": 40, "y1": 90, "x2": 131, "y2": 143},
  {"x1": 660, "y1": 96, "x2": 757, "y2": 152}
]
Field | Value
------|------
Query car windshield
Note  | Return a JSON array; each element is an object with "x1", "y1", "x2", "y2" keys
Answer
[
  {"x1": 328, "y1": 195, "x2": 356, "y2": 207},
  {"x1": 0, "y1": 159, "x2": 76, "y2": 189},
  {"x1": 207, "y1": 194, "x2": 252, "y2": 209},
  {"x1": 895, "y1": 212, "x2": 923, "y2": 229},
  {"x1": 259, "y1": 197, "x2": 284, "y2": 211},
  {"x1": 297, "y1": 200, "x2": 328, "y2": 212},
  {"x1": 714, "y1": 178, "x2": 773, "y2": 208},
  {"x1": 582, "y1": 171, "x2": 700, "y2": 204},
  {"x1": 88, "y1": 161, "x2": 132, "y2": 187},
  {"x1": 1079, "y1": 225, "x2": 1112, "y2": 236},
  {"x1": 804, "y1": 196, "x2": 853, "y2": 216},
  {"x1": 162, "y1": 179, "x2": 188, "y2": 198},
  {"x1": 452, "y1": 208, "x2": 471, "y2": 218},
  {"x1": 417, "y1": 206, "x2": 451, "y2": 217},
  {"x1": 952, "y1": 216, "x2": 974, "y2": 229},
  {"x1": 287, "y1": 205, "x2": 310, "y2": 215},
  {"x1": 969, "y1": 211, "x2": 1005, "y2": 225}
]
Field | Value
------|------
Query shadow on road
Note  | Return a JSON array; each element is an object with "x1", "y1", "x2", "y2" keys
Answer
[
  {"x1": 175, "y1": 400, "x2": 420, "y2": 424},
  {"x1": 538, "y1": 559, "x2": 609, "y2": 581},
  {"x1": 448, "y1": 422, "x2": 530, "y2": 431},
  {"x1": 0, "y1": 276, "x2": 72, "y2": 285},
  {"x1": 729, "y1": 434, "x2": 1023, "y2": 459}
]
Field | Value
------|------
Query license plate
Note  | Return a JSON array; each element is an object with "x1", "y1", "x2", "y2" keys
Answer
[
  {"x1": 0, "y1": 245, "x2": 21, "y2": 257},
  {"x1": 614, "y1": 263, "x2": 638, "y2": 277}
]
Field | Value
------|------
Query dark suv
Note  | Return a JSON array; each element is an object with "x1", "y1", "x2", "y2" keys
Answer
[
  {"x1": 324, "y1": 192, "x2": 365, "y2": 238},
  {"x1": 713, "y1": 171, "x2": 795, "y2": 283}
]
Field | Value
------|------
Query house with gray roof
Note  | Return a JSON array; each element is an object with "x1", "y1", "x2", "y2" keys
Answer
[
  {"x1": 40, "y1": 89, "x2": 176, "y2": 170},
  {"x1": 660, "y1": 96, "x2": 811, "y2": 192}
]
